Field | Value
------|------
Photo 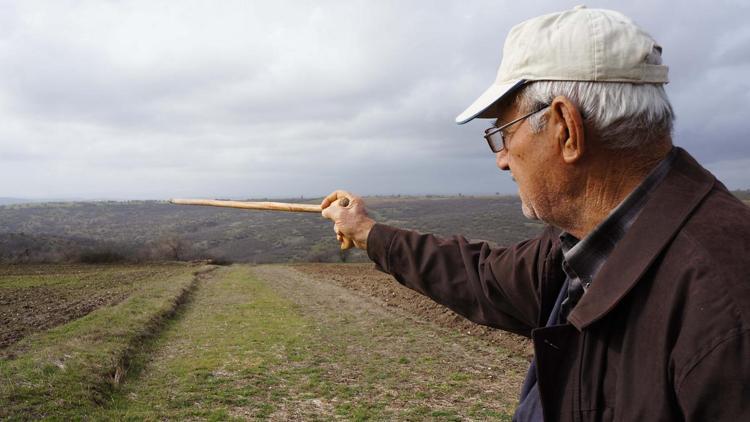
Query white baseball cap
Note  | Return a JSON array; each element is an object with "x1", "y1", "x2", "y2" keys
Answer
[{"x1": 455, "y1": 5, "x2": 669, "y2": 124}]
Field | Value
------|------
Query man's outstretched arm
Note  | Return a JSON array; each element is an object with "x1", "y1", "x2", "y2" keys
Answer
[{"x1": 321, "y1": 190, "x2": 559, "y2": 336}]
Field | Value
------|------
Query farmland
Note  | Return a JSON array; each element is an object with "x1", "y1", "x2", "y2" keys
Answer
[
  {"x1": 0, "y1": 196, "x2": 545, "y2": 265},
  {"x1": 4, "y1": 192, "x2": 746, "y2": 419},
  {"x1": 0, "y1": 264, "x2": 201, "y2": 350},
  {"x1": 0, "y1": 196, "x2": 542, "y2": 420},
  {"x1": 1, "y1": 263, "x2": 529, "y2": 420},
  {"x1": 2, "y1": 192, "x2": 746, "y2": 266}
]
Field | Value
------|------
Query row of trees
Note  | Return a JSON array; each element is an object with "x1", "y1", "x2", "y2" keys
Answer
[
  {"x1": 0, "y1": 234, "x2": 364, "y2": 265},
  {"x1": 0, "y1": 235, "x2": 220, "y2": 265}
]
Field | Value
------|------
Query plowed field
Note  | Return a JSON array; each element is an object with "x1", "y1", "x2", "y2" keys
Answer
[
  {"x1": 0, "y1": 264, "x2": 199, "y2": 351},
  {"x1": 3, "y1": 263, "x2": 531, "y2": 420}
]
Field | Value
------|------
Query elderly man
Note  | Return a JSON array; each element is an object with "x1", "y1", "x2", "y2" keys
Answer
[{"x1": 321, "y1": 6, "x2": 750, "y2": 421}]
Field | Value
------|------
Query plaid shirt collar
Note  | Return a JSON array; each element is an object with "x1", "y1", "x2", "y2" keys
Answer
[{"x1": 560, "y1": 148, "x2": 679, "y2": 290}]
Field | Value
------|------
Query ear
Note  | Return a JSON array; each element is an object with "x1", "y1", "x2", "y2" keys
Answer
[{"x1": 549, "y1": 96, "x2": 585, "y2": 164}]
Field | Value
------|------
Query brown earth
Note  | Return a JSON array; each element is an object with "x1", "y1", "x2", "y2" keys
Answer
[
  {"x1": 0, "y1": 264, "x2": 196, "y2": 351},
  {"x1": 0, "y1": 286, "x2": 130, "y2": 350},
  {"x1": 293, "y1": 263, "x2": 534, "y2": 360},
  {"x1": 1, "y1": 262, "x2": 533, "y2": 360}
]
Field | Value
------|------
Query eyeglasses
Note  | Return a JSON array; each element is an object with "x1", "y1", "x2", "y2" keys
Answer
[{"x1": 483, "y1": 105, "x2": 550, "y2": 153}]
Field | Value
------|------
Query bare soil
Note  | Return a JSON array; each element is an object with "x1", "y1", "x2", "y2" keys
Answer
[
  {"x1": 293, "y1": 263, "x2": 534, "y2": 360},
  {"x1": 0, "y1": 287, "x2": 129, "y2": 350},
  {"x1": 0, "y1": 264, "x2": 195, "y2": 350}
]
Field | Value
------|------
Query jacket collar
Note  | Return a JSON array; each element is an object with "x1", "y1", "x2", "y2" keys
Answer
[{"x1": 566, "y1": 147, "x2": 715, "y2": 330}]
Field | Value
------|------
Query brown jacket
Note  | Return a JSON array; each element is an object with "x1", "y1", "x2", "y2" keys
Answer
[{"x1": 367, "y1": 148, "x2": 750, "y2": 421}]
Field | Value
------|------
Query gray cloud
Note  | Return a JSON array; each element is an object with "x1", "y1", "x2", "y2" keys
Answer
[{"x1": 0, "y1": 0, "x2": 748, "y2": 200}]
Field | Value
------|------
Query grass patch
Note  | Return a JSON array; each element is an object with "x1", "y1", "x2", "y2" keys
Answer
[
  {"x1": 96, "y1": 266, "x2": 311, "y2": 420},
  {"x1": 0, "y1": 264, "x2": 209, "y2": 420}
]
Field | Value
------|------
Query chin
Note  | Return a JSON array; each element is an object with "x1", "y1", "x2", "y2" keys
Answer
[
  {"x1": 521, "y1": 201, "x2": 540, "y2": 221},
  {"x1": 519, "y1": 189, "x2": 540, "y2": 221}
]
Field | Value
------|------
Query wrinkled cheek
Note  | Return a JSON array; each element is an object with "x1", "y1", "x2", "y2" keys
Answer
[{"x1": 517, "y1": 177, "x2": 544, "y2": 221}]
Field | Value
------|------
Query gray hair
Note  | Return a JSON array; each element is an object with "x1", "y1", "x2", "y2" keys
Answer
[{"x1": 515, "y1": 51, "x2": 675, "y2": 149}]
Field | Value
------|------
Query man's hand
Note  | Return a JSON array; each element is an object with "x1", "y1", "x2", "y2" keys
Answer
[{"x1": 321, "y1": 190, "x2": 375, "y2": 250}]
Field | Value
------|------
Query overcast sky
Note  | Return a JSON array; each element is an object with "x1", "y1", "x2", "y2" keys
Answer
[{"x1": 1, "y1": 0, "x2": 748, "y2": 200}]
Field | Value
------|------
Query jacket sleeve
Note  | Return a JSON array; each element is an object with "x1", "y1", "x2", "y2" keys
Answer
[
  {"x1": 676, "y1": 329, "x2": 750, "y2": 420},
  {"x1": 366, "y1": 223, "x2": 558, "y2": 337}
]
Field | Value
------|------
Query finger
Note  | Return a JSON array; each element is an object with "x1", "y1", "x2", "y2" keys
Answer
[
  {"x1": 320, "y1": 191, "x2": 336, "y2": 209},
  {"x1": 322, "y1": 190, "x2": 353, "y2": 219},
  {"x1": 320, "y1": 190, "x2": 349, "y2": 209},
  {"x1": 340, "y1": 236, "x2": 354, "y2": 250},
  {"x1": 334, "y1": 223, "x2": 343, "y2": 242},
  {"x1": 347, "y1": 193, "x2": 363, "y2": 208},
  {"x1": 321, "y1": 204, "x2": 333, "y2": 220},
  {"x1": 321, "y1": 201, "x2": 340, "y2": 220}
]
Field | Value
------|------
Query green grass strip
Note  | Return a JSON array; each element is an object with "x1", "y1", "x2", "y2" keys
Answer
[
  {"x1": 0, "y1": 264, "x2": 209, "y2": 420},
  {"x1": 98, "y1": 265, "x2": 309, "y2": 420}
]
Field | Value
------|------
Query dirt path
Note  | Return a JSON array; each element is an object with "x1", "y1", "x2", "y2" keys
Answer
[
  {"x1": 254, "y1": 265, "x2": 529, "y2": 418},
  {"x1": 100, "y1": 264, "x2": 528, "y2": 420},
  {"x1": 292, "y1": 263, "x2": 533, "y2": 360}
]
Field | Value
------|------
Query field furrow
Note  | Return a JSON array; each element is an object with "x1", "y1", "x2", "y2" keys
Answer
[
  {"x1": 97, "y1": 264, "x2": 527, "y2": 420},
  {"x1": 0, "y1": 263, "x2": 213, "y2": 420}
]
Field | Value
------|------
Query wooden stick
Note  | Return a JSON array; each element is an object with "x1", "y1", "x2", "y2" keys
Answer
[
  {"x1": 169, "y1": 197, "x2": 354, "y2": 250},
  {"x1": 169, "y1": 198, "x2": 322, "y2": 213}
]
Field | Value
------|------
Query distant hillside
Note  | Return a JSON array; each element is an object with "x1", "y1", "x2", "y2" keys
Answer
[
  {"x1": 0, "y1": 233, "x2": 101, "y2": 263},
  {"x1": 2, "y1": 191, "x2": 748, "y2": 264},
  {"x1": 0, "y1": 198, "x2": 43, "y2": 206},
  {"x1": 0, "y1": 196, "x2": 543, "y2": 264}
]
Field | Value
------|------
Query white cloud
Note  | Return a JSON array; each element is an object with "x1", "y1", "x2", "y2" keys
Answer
[{"x1": 0, "y1": 0, "x2": 748, "y2": 199}]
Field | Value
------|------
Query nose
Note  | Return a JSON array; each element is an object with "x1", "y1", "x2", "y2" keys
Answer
[{"x1": 496, "y1": 150, "x2": 510, "y2": 171}]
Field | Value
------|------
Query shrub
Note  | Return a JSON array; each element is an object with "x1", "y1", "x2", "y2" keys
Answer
[{"x1": 78, "y1": 250, "x2": 127, "y2": 264}]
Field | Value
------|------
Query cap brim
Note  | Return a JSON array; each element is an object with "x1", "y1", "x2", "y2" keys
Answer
[{"x1": 455, "y1": 80, "x2": 526, "y2": 125}]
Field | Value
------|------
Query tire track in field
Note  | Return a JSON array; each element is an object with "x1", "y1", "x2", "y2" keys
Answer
[{"x1": 109, "y1": 266, "x2": 219, "y2": 386}]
